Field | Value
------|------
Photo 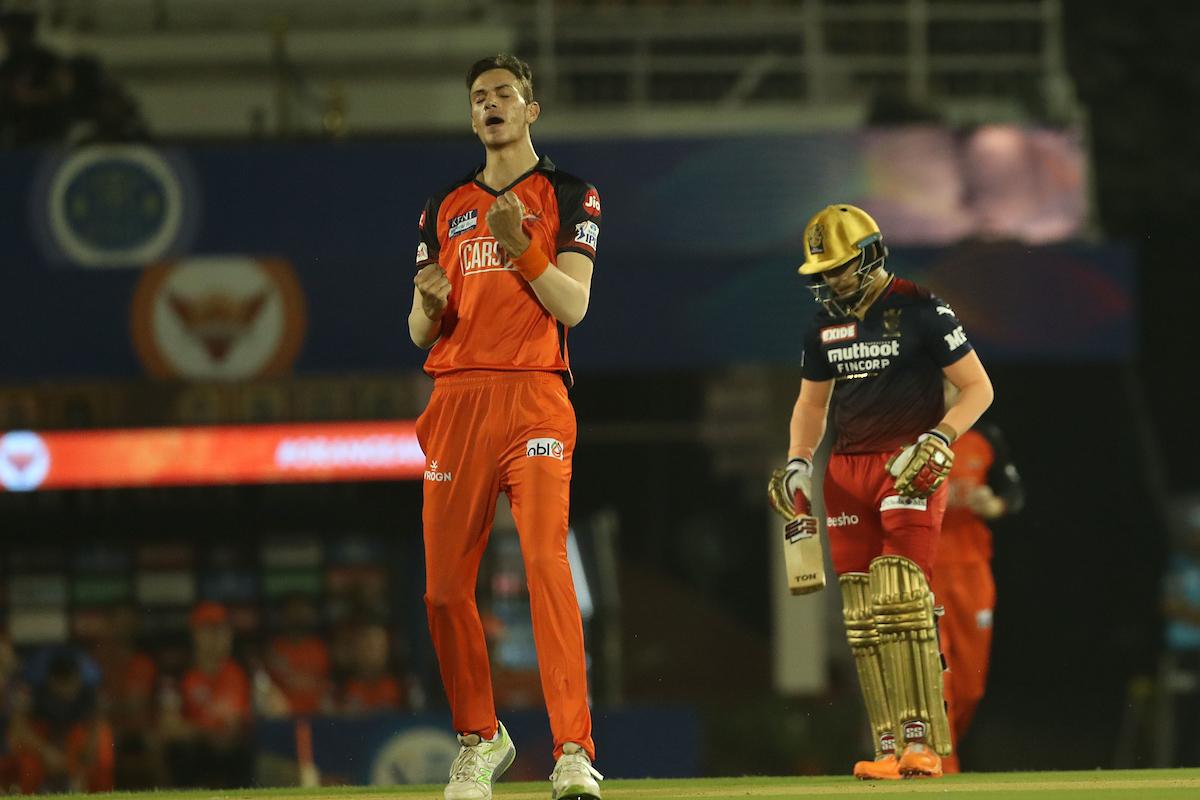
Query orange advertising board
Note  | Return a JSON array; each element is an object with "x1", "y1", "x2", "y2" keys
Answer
[{"x1": 0, "y1": 422, "x2": 423, "y2": 491}]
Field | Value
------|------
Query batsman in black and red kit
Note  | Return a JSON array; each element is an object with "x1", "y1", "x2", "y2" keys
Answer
[{"x1": 767, "y1": 205, "x2": 994, "y2": 780}]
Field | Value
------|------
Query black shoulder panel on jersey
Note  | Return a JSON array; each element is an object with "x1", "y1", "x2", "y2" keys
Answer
[
  {"x1": 416, "y1": 169, "x2": 477, "y2": 269},
  {"x1": 548, "y1": 166, "x2": 593, "y2": 211},
  {"x1": 980, "y1": 423, "x2": 1025, "y2": 515},
  {"x1": 548, "y1": 164, "x2": 600, "y2": 259}
]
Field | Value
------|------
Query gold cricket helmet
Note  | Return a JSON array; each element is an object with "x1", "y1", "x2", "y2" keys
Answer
[
  {"x1": 799, "y1": 204, "x2": 883, "y2": 275},
  {"x1": 799, "y1": 204, "x2": 887, "y2": 317}
]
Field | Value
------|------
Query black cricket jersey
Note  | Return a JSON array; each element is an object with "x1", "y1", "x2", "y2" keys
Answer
[{"x1": 801, "y1": 276, "x2": 974, "y2": 454}]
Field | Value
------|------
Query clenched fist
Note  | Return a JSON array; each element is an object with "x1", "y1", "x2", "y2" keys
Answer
[
  {"x1": 415, "y1": 263, "x2": 451, "y2": 321},
  {"x1": 486, "y1": 191, "x2": 531, "y2": 257}
]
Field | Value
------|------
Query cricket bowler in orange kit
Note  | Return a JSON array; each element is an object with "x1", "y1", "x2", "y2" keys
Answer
[
  {"x1": 931, "y1": 408, "x2": 1023, "y2": 774},
  {"x1": 408, "y1": 54, "x2": 603, "y2": 800},
  {"x1": 767, "y1": 205, "x2": 994, "y2": 780}
]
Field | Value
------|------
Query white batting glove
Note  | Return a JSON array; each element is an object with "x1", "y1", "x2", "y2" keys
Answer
[{"x1": 768, "y1": 457, "x2": 814, "y2": 520}]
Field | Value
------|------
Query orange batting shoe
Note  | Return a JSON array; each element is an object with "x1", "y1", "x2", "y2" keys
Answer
[
  {"x1": 852, "y1": 755, "x2": 901, "y2": 780},
  {"x1": 898, "y1": 744, "x2": 943, "y2": 778},
  {"x1": 941, "y1": 752, "x2": 961, "y2": 774}
]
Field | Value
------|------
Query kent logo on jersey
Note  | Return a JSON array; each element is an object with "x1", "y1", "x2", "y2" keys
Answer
[{"x1": 448, "y1": 210, "x2": 478, "y2": 238}]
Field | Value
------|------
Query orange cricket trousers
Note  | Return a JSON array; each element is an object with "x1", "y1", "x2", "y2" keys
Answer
[
  {"x1": 415, "y1": 370, "x2": 594, "y2": 761},
  {"x1": 931, "y1": 560, "x2": 995, "y2": 748}
]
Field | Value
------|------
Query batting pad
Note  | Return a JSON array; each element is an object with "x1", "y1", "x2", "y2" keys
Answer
[
  {"x1": 840, "y1": 572, "x2": 896, "y2": 759},
  {"x1": 869, "y1": 555, "x2": 953, "y2": 757}
]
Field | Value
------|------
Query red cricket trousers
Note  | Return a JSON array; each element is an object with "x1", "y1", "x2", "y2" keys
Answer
[
  {"x1": 823, "y1": 451, "x2": 949, "y2": 578},
  {"x1": 416, "y1": 371, "x2": 594, "y2": 761}
]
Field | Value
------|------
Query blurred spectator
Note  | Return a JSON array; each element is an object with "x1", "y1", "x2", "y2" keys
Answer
[
  {"x1": 0, "y1": 636, "x2": 21, "y2": 791},
  {"x1": 266, "y1": 594, "x2": 331, "y2": 716},
  {"x1": 8, "y1": 645, "x2": 114, "y2": 793},
  {"x1": 328, "y1": 613, "x2": 359, "y2": 688},
  {"x1": 90, "y1": 604, "x2": 163, "y2": 789},
  {"x1": 339, "y1": 623, "x2": 406, "y2": 715},
  {"x1": 161, "y1": 602, "x2": 253, "y2": 788},
  {"x1": 64, "y1": 54, "x2": 149, "y2": 146},
  {"x1": 1162, "y1": 497, "x2": 1200, "y2": 766},
  {"x1": 0, "y1": 1, "x2": 73, "y2": 148}
]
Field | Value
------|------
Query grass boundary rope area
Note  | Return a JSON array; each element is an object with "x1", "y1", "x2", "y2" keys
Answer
[{"x1": 59, "y1": 770, "x2": 1200, "y2": 800}]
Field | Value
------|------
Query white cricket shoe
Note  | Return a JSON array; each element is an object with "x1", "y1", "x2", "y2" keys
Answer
[
  {"x1": 550, "y1": 742, "x2": 603, "y2": 800},
  {"x1": 444, "y1": 721, "x2": 516, "y2": 800}
]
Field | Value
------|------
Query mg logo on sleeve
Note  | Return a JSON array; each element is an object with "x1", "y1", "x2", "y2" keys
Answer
[{"x1": 944, "y1": 326, "x2": 968, "y2": 351}]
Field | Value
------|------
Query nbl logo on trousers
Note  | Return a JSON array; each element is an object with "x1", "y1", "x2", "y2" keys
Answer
[{"x1": 526, "y1": 438, "x2": 564, "y2": 460}]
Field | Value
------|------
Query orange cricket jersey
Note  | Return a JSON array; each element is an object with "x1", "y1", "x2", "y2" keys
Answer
[
  {"x1": 267, "y1": 635, "x2": 331, "y2": 715},
  {"x1": 342, "y1": 675, "x2": 404, "y2": 713},
  {"x1": 415, "y1": 155, "x2": 601, "y2": 381},
  {"x1": 180, "y1": 659, "x2": 251, "y2": 732},
  {"x1": 936, "y1": 429, "x2": 995, "y2": 566}
]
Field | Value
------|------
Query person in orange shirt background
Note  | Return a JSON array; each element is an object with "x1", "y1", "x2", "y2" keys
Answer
[
  {"x1": 90, "y1": 604, "x2": 160, "y2": 788},
  {"x1": 931, "y1": 383, "x2": 1024, "y2": 774},
  {"x1": 7, "y1": 646, "x2": 113, "y2": 794},
  {"x1": 339, "y1": 623, "x2": 406, "y2": 715},
  {"x1": 161, "y1": 602, "x2": 253, "y2": 788},
  {"x1": 409, "y1": 53, "x2": 602, "y2": 800},
  {"x1": 266, "y1": 594, "x2": 331, "y2": 717}
]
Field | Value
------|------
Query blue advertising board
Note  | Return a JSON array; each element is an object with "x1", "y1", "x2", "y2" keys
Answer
[{"x1": 0, "y1": 135, "x2": 1132, "y2": 381}]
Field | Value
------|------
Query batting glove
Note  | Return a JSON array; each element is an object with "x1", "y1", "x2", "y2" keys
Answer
[
  {"x1": 886, "y1": 431, "x2": 955, "y2": 499},
  {"x1": 768, "y1": 457, "x2": 814, "y2": 520}
]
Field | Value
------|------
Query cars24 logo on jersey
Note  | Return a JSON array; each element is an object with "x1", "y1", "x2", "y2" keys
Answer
[{"x1": 458, "y1": 237, "x2": 516, "y2": 275}]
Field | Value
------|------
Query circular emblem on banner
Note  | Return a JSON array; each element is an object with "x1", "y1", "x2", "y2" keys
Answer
[
  {"x1": 0, "y1": 431, "x2": 51, "y2": 492},
  {"x1": 131, "y1": 256, "x2": 307, "y2": 380},
  {"x1": 39, "y1": 145, "x2": 193, "y2": 268},
  {"x1": 370, "y1": 727, "x2": 462, "y2": 785}
]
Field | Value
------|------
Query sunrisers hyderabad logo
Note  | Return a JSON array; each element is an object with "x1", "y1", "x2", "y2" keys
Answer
[
  {"x1": 808, "y1": 223, "x2": 825, "y2": 256},
  {"x1": 131, "y1": 256, "x2": 307, "y2": 380},
  {"x1": 0, "y1": 431, "x2": 51, "y2": 492}
]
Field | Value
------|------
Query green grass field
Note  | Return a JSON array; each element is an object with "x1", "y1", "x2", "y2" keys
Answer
[{"x1": 75, "y1": 770, "x2": 1200, "y2": 800}]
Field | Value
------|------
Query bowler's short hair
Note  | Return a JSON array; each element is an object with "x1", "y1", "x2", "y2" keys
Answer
[{"x1": 466, "y1": 54, "x2": 534, "y2": 104}]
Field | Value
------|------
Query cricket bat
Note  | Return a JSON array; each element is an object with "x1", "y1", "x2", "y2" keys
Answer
[{"x1": 783, "y1": 513, "x2": 826, "y2": 594}]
